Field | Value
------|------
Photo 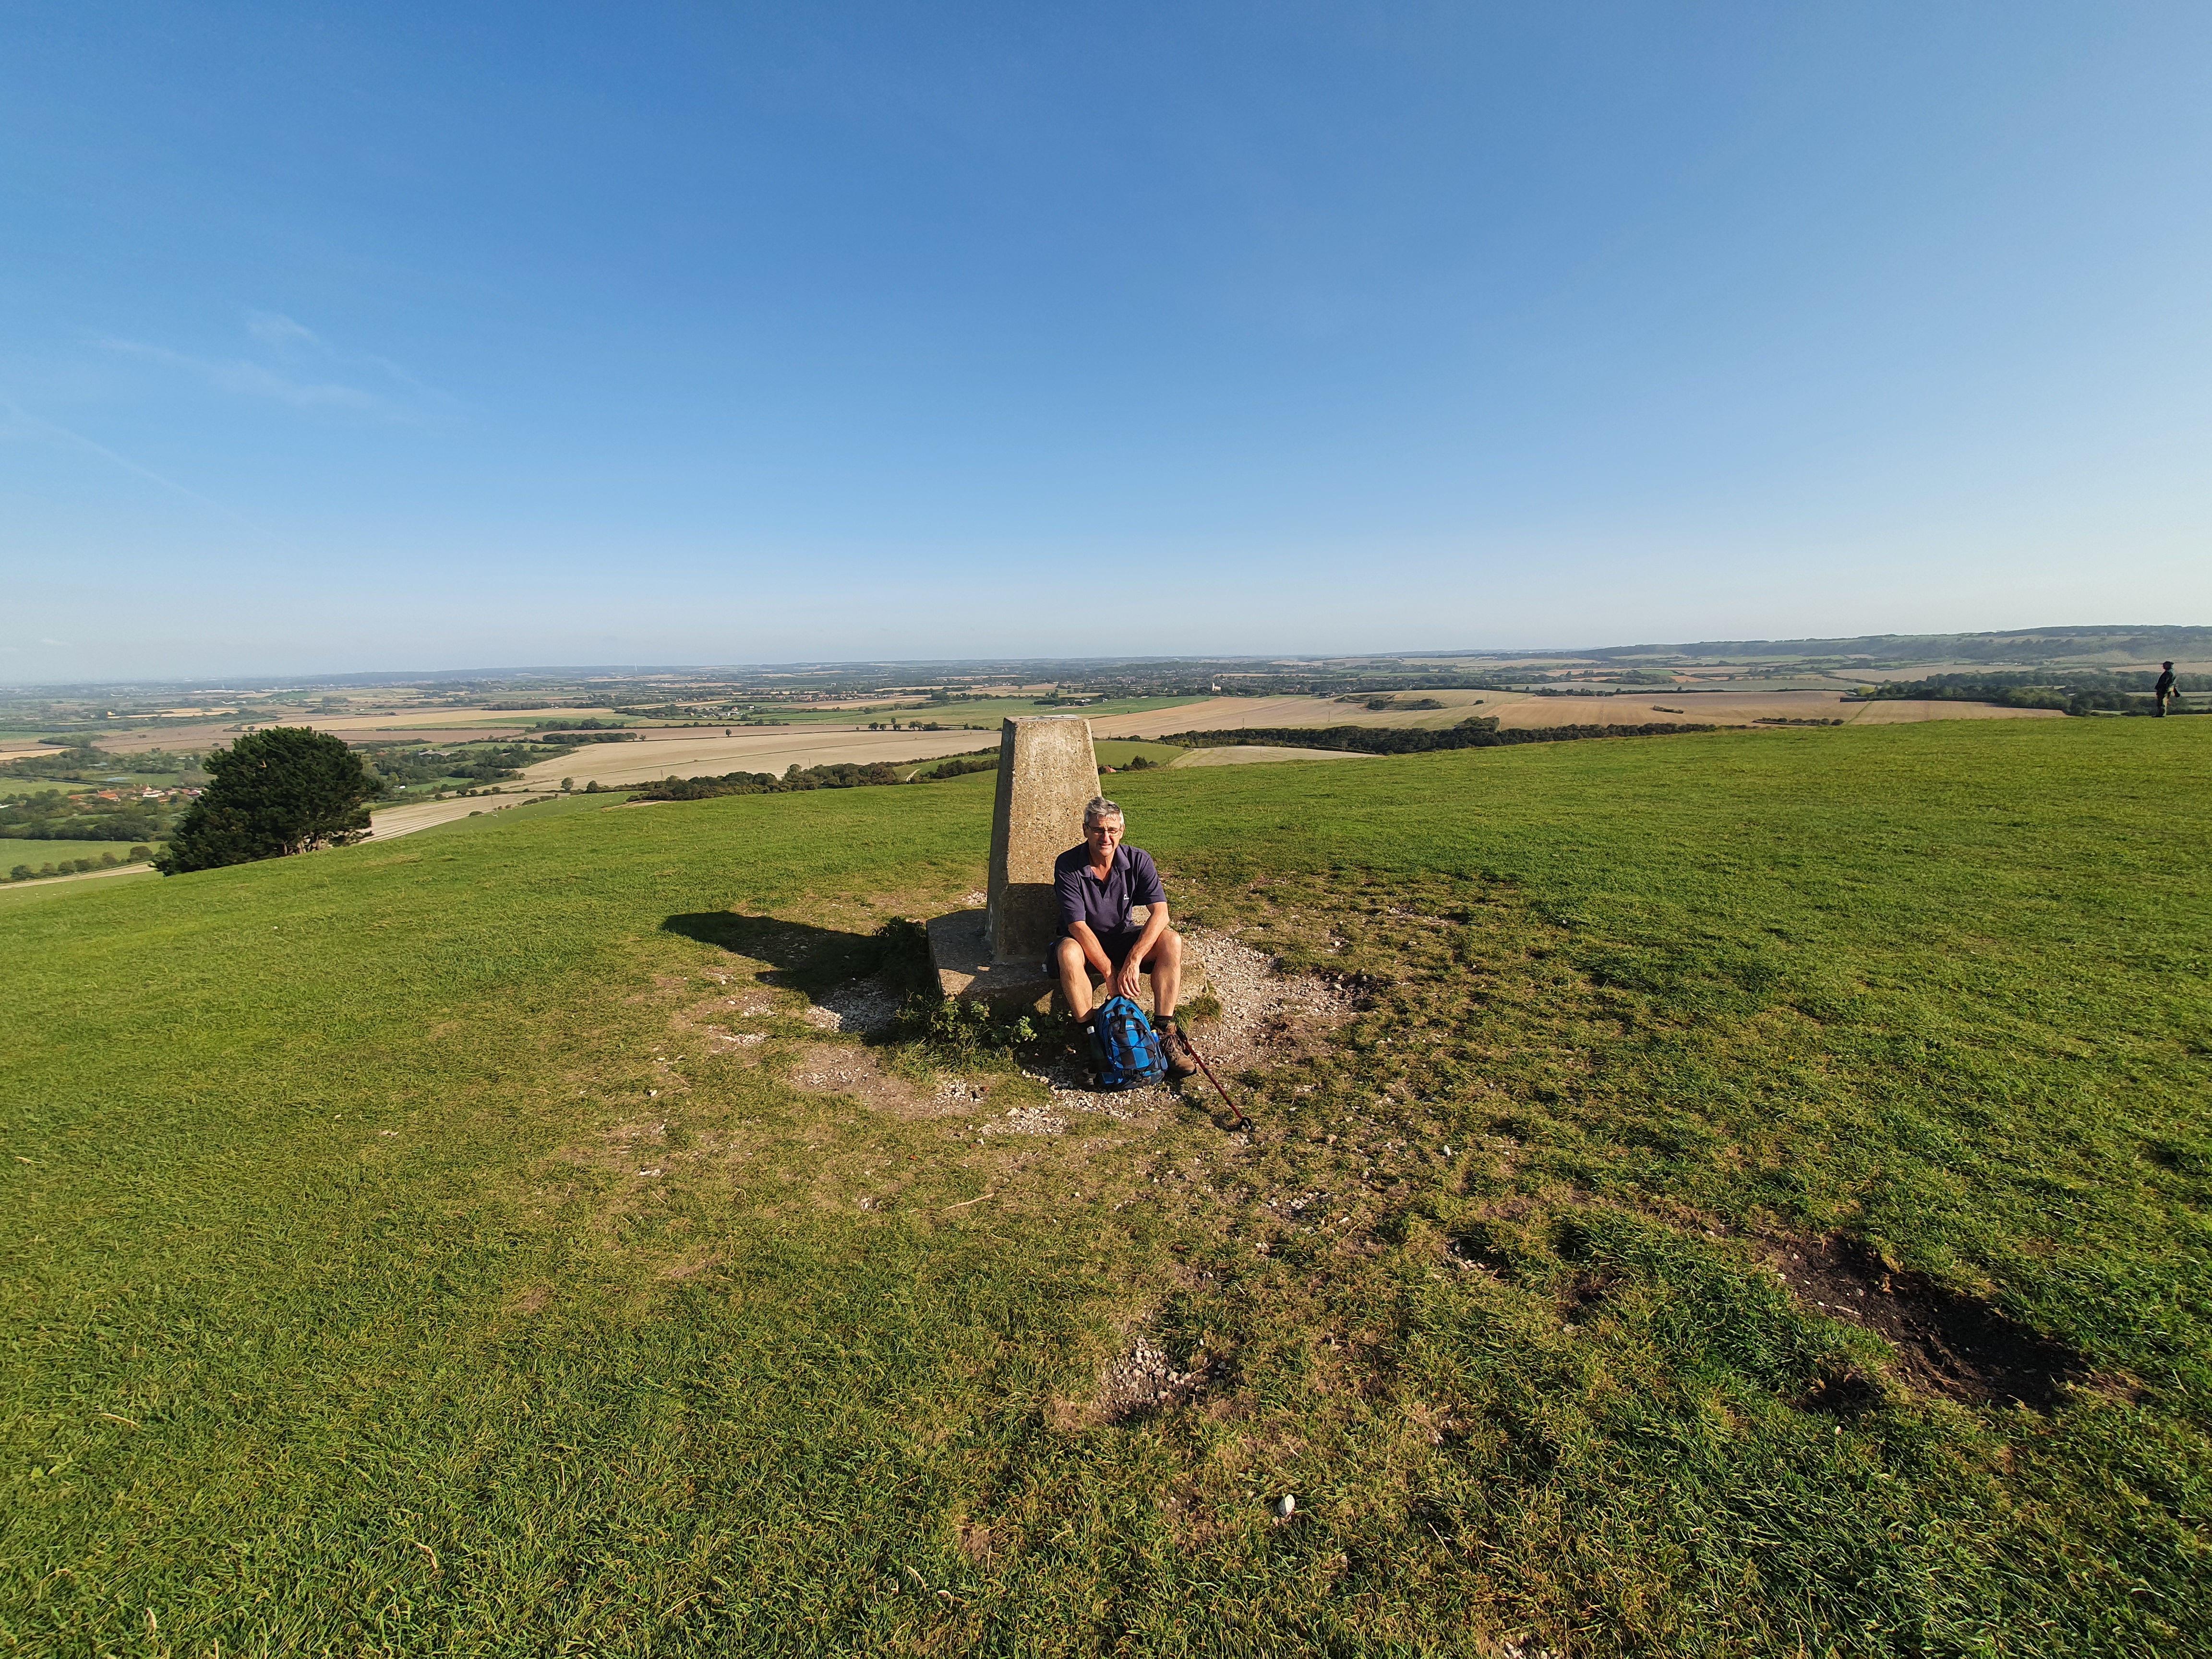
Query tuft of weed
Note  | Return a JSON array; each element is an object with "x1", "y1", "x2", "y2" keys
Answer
[{"x1": 894, "y1": 993, "x2": 1041, "y2": 1060}]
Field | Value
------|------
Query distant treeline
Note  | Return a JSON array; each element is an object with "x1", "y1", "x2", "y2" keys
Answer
[
  {"x1": 7, "y1": 846, "x2": 155, "y2": 883},
  {"x1": 1862, "y1": 669, "x2": 2207, "y2": 716},
  {"x1": 532, "y1": 730, "x2": 640, "y2": 743},
  {"x1": 913, "y1": 749, "x2": 999, "y2": 781},
  {"x1": 621, "y1": 761, "x2": 913, "y2": 802},
  {"x1": 3, "y1": 743, "x2": 204, "y2": 784},
  {"x1": 1156, "y1": 719, "x2": 1721, "y2": 756}
]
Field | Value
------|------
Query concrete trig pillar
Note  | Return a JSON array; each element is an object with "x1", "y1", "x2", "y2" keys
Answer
[{"x1": 985, "y1": 716, "x2": 1098, "y2": 964}]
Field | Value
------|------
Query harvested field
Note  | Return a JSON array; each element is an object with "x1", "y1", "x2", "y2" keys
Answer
[
  {"x1": 1169, "y1": 745, "x2": 1377, "y2": 767},
  {"x1": 1090, "y1": 694, "x2": 1466, "y2": 735},
  {"x1": 289, "y1": 706, "x2": 579, "y2": 732},
  {"x1": 515, "y1": 727, "x2": 993, "y2": 789},
  {"x1": 1845, "y1": 697, "x2": 2066, "y2": 723},
  {"x1": 362, "y1": 793, "x2": 553, "y2": 842},
  {"x1": 1099, "y1": 687, "x2": 2065, "y2": 736},
  {"x1": 83, "y1": 709, "x2": 573, "y2": 755}
]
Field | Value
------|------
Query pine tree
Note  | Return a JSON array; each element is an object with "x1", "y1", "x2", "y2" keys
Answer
[{"x1": 156, "y1": 728, "x2": 375, "y2": 874}]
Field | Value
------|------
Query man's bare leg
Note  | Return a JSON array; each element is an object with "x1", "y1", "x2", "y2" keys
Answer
[
  {"x1": 1055, "y1": 937, "x2": 1096, "y2": 1022},
  {"x1": 1142, "y1": 930, "x2": 1182, "y2": 1023}
]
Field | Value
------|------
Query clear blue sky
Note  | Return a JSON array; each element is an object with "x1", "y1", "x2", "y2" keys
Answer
[{"x1": 4, "y1": 2, "x2": 2208, "y2": 681}]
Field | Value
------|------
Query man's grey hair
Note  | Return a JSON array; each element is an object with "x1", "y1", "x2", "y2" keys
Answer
[{"x1": 1084, "y1": 795, "x2": 1123, "y2": 825}]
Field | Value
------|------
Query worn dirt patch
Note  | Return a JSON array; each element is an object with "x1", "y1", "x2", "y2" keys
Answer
[
  {"x1": 1182, "y1": 932, "x2": 1355, "y2": 1075},
  {"x1": 785, "y1": 1045, "x2": 936, "y2": 1113},
  {"x1": 1769, "y1": 1235, "x2": 2091, "y2": 1411}
]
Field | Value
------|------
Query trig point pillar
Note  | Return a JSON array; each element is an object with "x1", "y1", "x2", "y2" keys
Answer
[{"x1": 986, "y1": 716, "x2": 1098, "y2": 964}]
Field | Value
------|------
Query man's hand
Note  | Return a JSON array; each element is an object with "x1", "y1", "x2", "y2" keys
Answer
[{"x1": 1112, "y1": 953, "x2": 1146, "y2": 1001}]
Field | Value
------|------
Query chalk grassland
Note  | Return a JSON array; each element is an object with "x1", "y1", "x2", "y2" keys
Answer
[
  {"x1": 4, "y1": 721, "x2": 2208, "y2": 1654},
  {"x1": 1094, "y1": 690, "x2": 2064, "y2": 736}
]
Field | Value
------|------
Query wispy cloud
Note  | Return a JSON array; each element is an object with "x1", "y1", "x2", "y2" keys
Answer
[
  {"x1": 95, "y1": 312, "x2": 450, "y2": 417},
  {"x1": 0, "y1": 397, "x2": 271, "y2": 531},
  {"x1": 99, "y1": 337, "x2": 385, "y2": 411},
  {"x1": 244, "y1": 309, "x2": 326, "y2": 350}
]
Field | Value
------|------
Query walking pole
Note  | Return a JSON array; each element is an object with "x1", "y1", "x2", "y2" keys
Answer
[{"x1": 1181, "y1": 1033, "x2": 1249, "y2": 1132}]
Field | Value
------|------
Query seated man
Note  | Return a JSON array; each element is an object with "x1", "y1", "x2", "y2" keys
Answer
[{"x1": 1052, "y1": 795, "x2": 1198, "y2": 1078}]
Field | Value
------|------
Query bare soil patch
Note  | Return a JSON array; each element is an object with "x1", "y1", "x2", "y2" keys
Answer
[
  {"x1": 1768, "y1": 1235, "x2": 2091, "y2": 1411},
  {"x1": 785, "y1": 1043, "x2": 938, "y2": 1116}
]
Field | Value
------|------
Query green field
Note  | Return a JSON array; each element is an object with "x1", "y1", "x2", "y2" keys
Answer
[
  {"x1": 3, "y1": 721, "x2": 2208, "y2": 1654},
  {"x1": 1094, "y1": 739, "x2": 1189, "y2": 770}
]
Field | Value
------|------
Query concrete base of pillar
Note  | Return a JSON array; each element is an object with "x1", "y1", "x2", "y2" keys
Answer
[{"x1": 926, "y1": 907, "x2": 1207, "y2": 1016}]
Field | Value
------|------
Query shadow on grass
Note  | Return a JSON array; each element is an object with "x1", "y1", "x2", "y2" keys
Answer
[{"x1": 661, "y1": 911, "x2": 928, "y2": 999}]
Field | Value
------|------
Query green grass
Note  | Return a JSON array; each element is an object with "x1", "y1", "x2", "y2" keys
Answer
[
  {"x1": 1094, "y1": 739, "x2": 1189, "y2": 770},
  {"x1": 3, "y1": 720, "x2": 2209, "y2": 1654}
]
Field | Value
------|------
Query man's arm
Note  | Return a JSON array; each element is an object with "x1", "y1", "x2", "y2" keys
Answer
[
  {"x1": 1111, "y1": 850, "x2": 1173, "y2": 998},
  {"x1": 1113, "y1": 902, "x2": 1169, "y2": 1000},
  {"x1": 1057, "y1": 856, "x2": 1114, "y2": 976},
  {"x1": 1068, "y1": 919, "x2": 1115, "y2": 979}
]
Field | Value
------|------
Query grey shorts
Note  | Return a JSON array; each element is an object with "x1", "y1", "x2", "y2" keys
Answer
[{"x1": 1047, "y1": 927, "x2": 1147, "y2": 977}]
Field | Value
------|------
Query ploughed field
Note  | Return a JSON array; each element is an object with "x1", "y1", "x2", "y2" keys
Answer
[{"x1": 4, "y1": 719, "x2": 2208, "y2": 1654}]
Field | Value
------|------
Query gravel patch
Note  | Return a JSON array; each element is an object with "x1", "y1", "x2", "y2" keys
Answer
[
  {"x1": 981, "y1": 1105, "x2": 1069, "y2": 1137},
  {"x1": 1015, "y1": 931, "x2": 1351, "y2": 1117},
  {"x1": 803, "y1": 974, "x2": 902, "y2": 1035},
  {"x1": 1100, "y1": 1336, "x2": 1200, "y2": 1419}
]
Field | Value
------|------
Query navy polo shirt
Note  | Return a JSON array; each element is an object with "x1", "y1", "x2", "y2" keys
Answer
[{"x1": 1055, "y1": 843, "x2": 1166, "y2": 939}]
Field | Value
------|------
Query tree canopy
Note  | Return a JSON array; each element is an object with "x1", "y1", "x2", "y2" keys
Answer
[{"x1": 156, "y1": 727, "x2": 375, "y2": 874}]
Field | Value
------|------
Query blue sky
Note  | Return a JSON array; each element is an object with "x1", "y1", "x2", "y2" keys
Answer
[{"x1": 3, "y1": 2, "x2": 2208, "y2": 682}]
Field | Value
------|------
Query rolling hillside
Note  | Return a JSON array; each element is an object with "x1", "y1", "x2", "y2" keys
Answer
[{"x1": 4, "y1": 719, "x2": 2208, "y2": 1654}]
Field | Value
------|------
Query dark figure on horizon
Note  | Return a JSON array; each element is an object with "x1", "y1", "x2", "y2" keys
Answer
[{"x1": 2154, "y1": 661, "x2": 2177, "y2": 717}]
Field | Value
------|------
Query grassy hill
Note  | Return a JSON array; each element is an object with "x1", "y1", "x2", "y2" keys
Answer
[{"x1": 4, "y1": 720, "x2": 2208, "y2": 1654}]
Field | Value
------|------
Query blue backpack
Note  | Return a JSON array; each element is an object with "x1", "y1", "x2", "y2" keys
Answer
[{"x1": 1086, "y1": 995, "x2": 1167, "y2": 1091}]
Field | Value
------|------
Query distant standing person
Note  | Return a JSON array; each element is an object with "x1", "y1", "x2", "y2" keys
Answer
[
  {"x1": 1052, "y1": 796, "x2": 1199, "y2": 1078},
  {"x1": 2154, "y1": 661, "x2": 2177, "y2": 717}
]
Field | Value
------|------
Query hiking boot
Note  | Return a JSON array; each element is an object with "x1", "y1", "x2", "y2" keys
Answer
[{"x1": 1159, "y1": 1026, "x2": 1199, "y2": 1080}]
